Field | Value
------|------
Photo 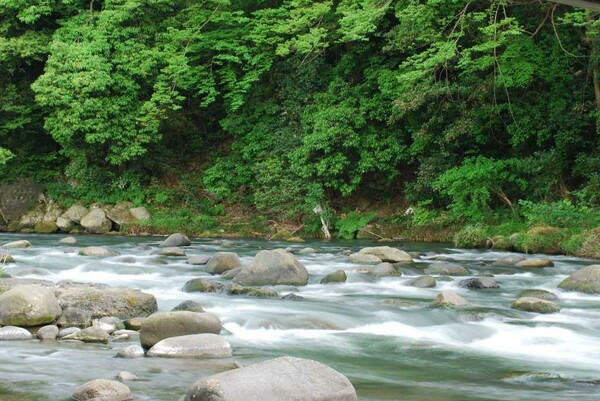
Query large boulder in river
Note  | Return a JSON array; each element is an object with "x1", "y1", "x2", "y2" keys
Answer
[
  {"x1": 348, "y1": 253, "x2": 382, "y2": 264},
  {"x1": 205, "y1": 252, "x2": 242, "y2": 274},
  {"x1": 431, "y1": 290, "x2": 468, "y2": 308},
  {"x1": 459, "y1": 277, "x2": 499, "y2": 289},
  {"x1": 64, "y1": 204, "x2": 89, "y2": 224},
  {"x1": 183, "y1": 356, "x2": 357, "y2": 401},
  {"x1": 72, "y1": 379, "x2": 132, "y2": 401},
  {"x1": 139, "y1": 311, "x2": 222, "y2": 349},
  {"x1": 358, "y1": 246, "x2": 412, "y2": 263},
  {"x1": 147, "y1": 333, "x2": 232, "y2": 359},
  {"x1": 233, "y1": 249, "x2": 308, "y2": 286},
  {"x1": 159, "y1": 233, "x2": 191, "y2": 247},
  {"x1": 80, "y1": 209, "x2": 112, "y2": 234},
  {"x1": 558, "y1": 265, "x2": 600, "y2": 294},
  {"x1": 321, "y1": 270, "x2": 347, "y2": 284},
  {"x1": 0, "y1": 284, "x2": 62, "y2": 326},
  {"x1": 54, "y1": 282, "x2": 157, "y2": 319}
]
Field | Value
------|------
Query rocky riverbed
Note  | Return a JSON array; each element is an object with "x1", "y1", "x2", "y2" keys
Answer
[{"x1": 0, "y1": 233, "x2": 599, "y2": 400}]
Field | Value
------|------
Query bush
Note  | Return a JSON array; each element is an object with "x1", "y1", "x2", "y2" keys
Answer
[
  {"x1": 453, "y1": 224, "x2": 489, "y2": 248},
  {"x1": 336, "y1": 211, "x2": 377, "y2": 239},
  {"x1": 519, "y1": 200, "x2": 599, "y2": 229}
]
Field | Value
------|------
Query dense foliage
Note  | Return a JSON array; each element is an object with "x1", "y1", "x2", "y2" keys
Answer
[{"x1": 0, "y1": 0, "x2": 598, "y2": 226}]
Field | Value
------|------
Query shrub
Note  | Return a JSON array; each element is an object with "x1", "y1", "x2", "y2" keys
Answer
[
  {"x1": 336, "y1": 211, "x2": 377, "y2": 239},
  {"x1": 453, "y1": 224, "x2": 489, "y2": 248}
]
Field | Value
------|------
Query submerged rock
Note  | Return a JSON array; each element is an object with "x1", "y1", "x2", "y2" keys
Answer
[
  {"x1": 517, "y1": 289, "x2": 558, "y2": 301},
  {"x1": 494, "y1": 255, "x2": 526, "y2": 266},
  {"x1": 226, "y1": 283, "x2": 278, "y2": 298},
  {"x1": 139, "y1": 311, "x2": 222, "y2": 349},
  {"x1": 72, "y1": 379, "x2": 132, "y2": 401},
  {"x1": 370, "y1": 262, "x2": 401, "y2": 277},
  {"x1": 116, "y1": 344, "x2": 145, "y2": 359},
  {"x1": 511, "y1": 297, "x2": 560, "y2": 314},
  {"x1": 358, "y1": 246, "x2": 412, "y2": 263},
  {"x1": 205, "y1": 252, "x2": 242, "y2": 274},
  {"x1": 0, "y1": 284, "x2": 62, "y2": 326},
  {"x1": 0, "y1": 252, "x2": 15, "y2": 263},
  {"x1": 59, "y1": 236, "x2": 77, "y2": 245},
  {"x1": 281, "y1": 293, "x2": 304, "y2": 301},
  {"x1": 116, "y1": 371, "x2": 141, "y2": 382},
  {"x1": 233, "y1": 249, "x2": 308, "y2": 286},
  {"x1": 183, "y1": 356, "x2": 357, "y2": 401},
  {"x1": 147, "y1": 333, "x2": 232, "y2": 359},
  {"x1": 78, "y1": 246, "x2": 119, "y2": 257},
  {"x1": 558, "y1": 265, "x2": 600, "y2": 294}
]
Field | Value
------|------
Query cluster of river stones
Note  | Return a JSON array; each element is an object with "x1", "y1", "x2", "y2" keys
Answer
[{"x1": 1, "y1": 232, "x2": 600, "y2": 400}]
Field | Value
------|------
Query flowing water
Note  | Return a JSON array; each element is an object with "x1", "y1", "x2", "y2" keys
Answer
[{"x1": 0, "y1": 233, "x2": 599, "y2": 401}]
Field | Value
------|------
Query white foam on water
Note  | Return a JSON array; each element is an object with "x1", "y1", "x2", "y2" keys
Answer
[{"x1": 223, "y1": 322, "x2": 341, "y2": 343}]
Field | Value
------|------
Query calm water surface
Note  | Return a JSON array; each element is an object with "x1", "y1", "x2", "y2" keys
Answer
[{"x1": 0, "y1": 233, "x2": 599, "y2": 400}]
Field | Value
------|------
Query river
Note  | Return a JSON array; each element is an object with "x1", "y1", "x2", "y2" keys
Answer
[{"x1": 0, "y1": 233, "x2": 599, "y2": 400}]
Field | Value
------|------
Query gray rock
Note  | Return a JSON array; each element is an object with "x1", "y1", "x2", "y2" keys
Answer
[
  {"x1": 116, "y1": 344, "x2": 145, "y2": 358},
  {"x1": 115, "y1": 256, "x2": 136, "y2": 264},
  {"x1": 348, "y1": 253, "x2": 382, "y2": 264},
  {"x1": 517, "y1": 289, "x2": 558, "y2": 301},
  {"x1": 59, "y1": 236, "x2": 77, "y2": 245},
  {"x1": 116, "y1": 371, "x2": 141, "y2": 382},
  {"x1": 19, "y1": 209, "x2": 44, "y2": 229},
  {"x1": 358, "y1": 246, "x2": 412, "y2": 263},
  {"x1": 56, "y1": 216, "x2": 74, "y2": 232},
  {"x1": 183, "y1": 356, "x2": 357, "y2": 401},
  {"x1": 233, "y1": 249, "x2": 308, "y2": 286},
  {"x1": 0, "y1": 325, "x2": 33, "y2": 340},
  {"x1": 516, "y1": 258, "x2": 554, "y2": 268},
  {"x1": 1, "y1": 240, "x2": 31, "y2": 248},
  {"x1": 425, "y1": 263, "x2": 470, "y2": 276},
  {"x1": 182, "y1": 278, "x2": 223, "y2": 293},
  {"x1": 221, "y1": 267, "x2": 244, "y2": 280},
  {"x1": 55, "y1": 282, "x2": 157, "y2": 319},
  {"x1": 36, "y1": 325, "x2": 59, "y2": 340},
  {"x1": 298, "y1": 247, "x2": 317, "y2": 254},
  {"x1": 0, "y1": 284, "x2": 62, "y2": 326},
  {"x1": 511, "y1": 297, "x2": 560, "y2": 314},
  {"x1": 130, "y1": 207, "x2": 151, "y2": 221},
  {"x1": 405, "y1": 275, "x2": 436, "y2": 288},
  {"x1": 370, "y1": 262, "x2": 401, "y2": 277},
  {"x1": 205, "y1": 252, "x2": 242, "y2": 274},
  {"x1": 57, "y1": 327, "x2": 81, "y2": 338},
  {"x1": 187, "y1": 254, "x2": 212, "y2": 265},
  {"x1": 0, "y1": 252, "x2": 14, "y2": 264},
  {"x1": 320, "y1": 270, "x2": 347, "y2": 284},
  {"x1": 72, "y1": 379, "x2": 132, "y2": 401},
  {"x1": 139, "y1": 311, "x2": 222, "y2": 349},
  {"x1": 94, "y1": 316, "x2": 123, "y2": 334},
  {"x1": 0, "y1": 278, "x2": 55, "y2": 294},
  {"x1": 57, "y1": 307, "x2": 92, "y2": 328},
  {"x1": 172, "y1": 300, "x2": 205, "y2": 313},
  {"x1": 147, "y1": 333, "x2": 232, "y2": 359},
  {"x1": 459, "y1": 277, "x2": 500, "y2": 289},
  {"x1": 494, "y1": 255, "x2": 526, "y2": 266},
  {"x1": 63, "y1": 326, "x2": 109, "y2": 343},
  {"x1": 282, "y1": 293, "x2": 304, "y2": 301},
  {"x1": 558, "y1": 265, "x2": 600, "y2": 294},
  {"x1": 431, "y1": 290, "x2": 469, "y2": 308},
  {"x1": 79, "y1": 246, "x2": 119, "y2": 257},
  {"x1": 159, "y1": 233, "x2": 191, "y2": 247},
  {"x1": 105, "y1": 202, "x2": 136, "y2": 227},
  {"x1": 80, "y1": 209, "x2": 113, "y2": 234},
  {"x1": 64, "y1": 205, "x2": 89, "y2": 224}
]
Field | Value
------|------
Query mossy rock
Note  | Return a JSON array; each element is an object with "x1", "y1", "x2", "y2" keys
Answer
[
  {"x1": 511, "y1": 297, "x2": 560, "y2": 314},
  {"x1": 558, "y1": 265, "x2": 600, "y2": 294},
  {"x1": 6, "y1": 222, "x2": 20, "y2": 232},
  {"x1": 405, "y1": 275, "x2": 436, "y2": 288},
  {"x1": 383, "y1": 299, "x2": 418, "y2": 308},
  {"x1": 270, "y1": 230, "x2": 292, "y2": 241},
  {"x1": 226, "y1": 283, "x2": 278, "y2": 298},
  {"x1": 491, "y1": 235, "x2": 511, "y2": 250},
  {"x1": 286, "y1": 236, "x2": 305, "y2": 243},
  {"x1": 33, "y1": 221, "x2": 58, "y2": 234},
  {"x1": 182, "y1": 278, "x2": 223, "y2": 293},
  {"x1": 517, "y1": 289, "x2": 558, "y2": 301},
  {"x1": 527, "y1": 225, "x2": 561, "y2": 236},
  {"x1": 320, "y1": 270, "x2": 347, "y2": 284}
]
